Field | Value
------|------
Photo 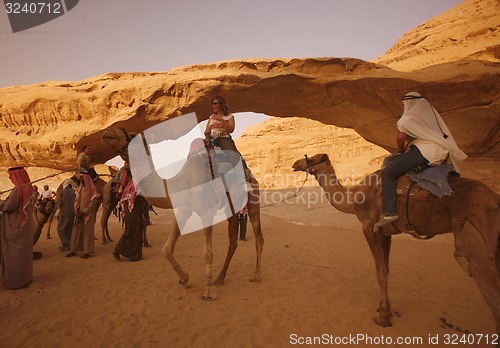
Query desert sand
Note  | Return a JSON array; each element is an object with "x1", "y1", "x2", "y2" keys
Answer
[{"x1": 0, "y1": 157, "x2": 498, "y2": 348}]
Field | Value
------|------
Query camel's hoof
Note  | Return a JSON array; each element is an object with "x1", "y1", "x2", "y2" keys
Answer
[
  {"x1": 46, "y1": 236, "x2": 52, "y2": 240},
  {"x1": 201, "y1": 289, "x2": 218, "y2": 301},
  {"x1": 249, "y1": 276, "x2": 261, "y2": 283},
  {"x1": 102, "y1": 241, "x2": 108, "y2": 245},
  {"x1": 143, "y1": 243, "x2": 151, "y2": 248},
  {"x1": 178, "y1": 274, "x2": 190, "y2": 287},
  {"x1": 374, "y1": 307, "x2": 393, "y2": 327},
  {"x1": 373, "y1": 317, "x2": 392, "y2": 327}
]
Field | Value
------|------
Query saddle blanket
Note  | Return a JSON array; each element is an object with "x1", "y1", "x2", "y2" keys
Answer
[
  {"x1": 382, "y1": 156, "x2": 454, "y2": 198},
  {"x1": 407, "y1": 163, "x2": 454, "y2": 198}
]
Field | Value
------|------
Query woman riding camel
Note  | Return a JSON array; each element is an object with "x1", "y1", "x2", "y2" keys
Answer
[{"x1": 204, "y1": 96, "x2": 250, "y2": 184}]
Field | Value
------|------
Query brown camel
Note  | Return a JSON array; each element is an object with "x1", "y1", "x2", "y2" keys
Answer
[
  {"x1": 102, "y1": 127, "x2": 264, "y2": 300},
  {"x1": 33, "y1": 198, "x2": 56, "y2": 245},
  {"x1": 292, "y1": 153, "x2": 500, "y2": 333}
]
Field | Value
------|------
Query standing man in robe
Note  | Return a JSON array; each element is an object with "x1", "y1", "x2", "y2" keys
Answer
[
  {"x1": 66, "y1": 171, "x2": 100, "y2": 259},
  {"x1": 57, "y1": 179, "x2": 76, "y2": 251},
  {"x1": 0, "y1": 167, "x2": 35, "y2": 289}
]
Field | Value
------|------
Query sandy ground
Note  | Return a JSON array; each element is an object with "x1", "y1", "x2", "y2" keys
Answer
[{"x1": 0, "y1": 158, "x2": 498, "y2": 348}]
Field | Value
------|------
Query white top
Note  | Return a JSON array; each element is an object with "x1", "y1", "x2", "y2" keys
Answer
[
  {"x1": 208, "y1": 113, "x2": 234, "y2": 140},
  {"x1": 41, "y1": 190, "x2": 53, "y2": 199},
  {"x1": 410, "y1": 139, "x2": 448, "y2": 165}
]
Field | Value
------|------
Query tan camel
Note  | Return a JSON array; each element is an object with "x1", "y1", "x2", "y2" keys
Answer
[
  {"x1": 102, "y1": 127, "x2": 264, "y2": 299},
  {"x1": 292, "y1": 153, "x2": 500, "y2": 333},
  {"x1": 33, "y1": 198, "x2": 56, "y2": 245}
]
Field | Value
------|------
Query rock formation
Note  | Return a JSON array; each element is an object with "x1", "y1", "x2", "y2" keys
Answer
[
  {"x1": 236, "y1": 117, "x2": 389, "y2": 190},
  {"x1": 374, "y1": 0, "x2": 499, "y2": 71},
  {"x1": 0, "y1": 0, "x2": 498, "y2": 172}
]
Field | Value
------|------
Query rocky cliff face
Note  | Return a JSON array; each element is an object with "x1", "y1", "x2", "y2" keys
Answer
[
  {"x1": 374, "y1": 0, "x2": 499, "y2": 71},
  {"x1": 0, "y1": 0, "x2": 498, "y2": 188},
  {"x1": 238, "y1": 0, "x2": 499, "y2": 188},
  {"x1": 236, "y1": 117, "x2": 389, "y2": 189}
]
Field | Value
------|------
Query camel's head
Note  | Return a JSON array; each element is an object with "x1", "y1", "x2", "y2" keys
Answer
[
  {"x1": 101, "y1": 128, "x2": 132, "y2": 150},
  {"x1": 292, "y1": 153, "x2": 330, "y2": 174},
  {"x1": 102, "y1": 128, "x2": 138, "y2": 162},
  {"x1": 38, "y1": 198, "x2": 55, "y2": 215}
]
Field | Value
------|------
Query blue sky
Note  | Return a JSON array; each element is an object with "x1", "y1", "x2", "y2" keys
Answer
[{"x1": 1, "y1": 0, "x2": 462, "y2": 88}]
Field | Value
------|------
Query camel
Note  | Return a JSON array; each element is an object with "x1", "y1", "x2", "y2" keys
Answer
[
  {"x1": 33, "y1": 198, "x2": 56, "y2": 245},
  {"x1": 31, "y1": 198, "x2": 56, "y2": 260},
  {"x1": 292, "y1": 153, "x2": 500, "y2": 333},
  {"x1": 102, "y1": 127, "x2": 264, "y2": 300},
  {"x1": 101, "y1": 177, "x2": 153, "y2": 247}
]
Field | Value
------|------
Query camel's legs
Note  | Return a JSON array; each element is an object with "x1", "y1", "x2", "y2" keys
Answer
[
  {"x1": 248, "y1": 204, "x2": 264, "y2": 282},
  {"x1": 45, "y1": 207, "x2": 57, "y2": 239},
  {"x1": 100, "y1": 202, "x2": 114, "y2": 244},
  {"x1": 201, "y1": 226, "x2": 217, "y2": 300},
  {"x1": 362, "y1": 222, "x2": 393, "y2": 327},
  {"x1": 142, "y1": 224, "x2": 151, "y2": 247},
  {"x1": 214, "y1": 216, "x2": 239, "y2": 285},
  {"x1": 161, "y1": 216, "x2": 190, "y2": 287},
  {"x1": 453, "y1": 219, "x2": 500, "y2": 335}
]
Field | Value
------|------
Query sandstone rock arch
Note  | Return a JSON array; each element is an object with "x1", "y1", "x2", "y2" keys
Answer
[{"x1": 0, "y1": 58, "x2": 498, "y2": 171}]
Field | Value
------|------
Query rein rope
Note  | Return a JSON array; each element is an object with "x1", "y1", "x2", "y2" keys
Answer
[
  {"x1": 261, "y1": 155, "x2": 311, "y2": 208},
  {"x1": 404, "y1": 180, "x2": 434, "y2": 240},
  {"x1": 260, "y1": 171, "x2": 309, "y2": 208},
  {"x1": 0, "y1": 167, "x2": 76, "y2": 196}
]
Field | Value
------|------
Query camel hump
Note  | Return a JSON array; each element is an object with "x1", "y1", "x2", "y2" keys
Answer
[
  {"x1": 376, "y1": 175, "x2": 432, "y2": 201},
  {"x1": 396, "y1": 175, "x2": 432, "y2": 202},
  {"x1": 376, "y1": 164, "x2": 455, "y2": 201}
]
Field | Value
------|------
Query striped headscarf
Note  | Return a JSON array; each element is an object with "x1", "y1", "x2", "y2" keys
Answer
[{"x1": 7, "y1": 167, "x2": 35, "y2": 229}]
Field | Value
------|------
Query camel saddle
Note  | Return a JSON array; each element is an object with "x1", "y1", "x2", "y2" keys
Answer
[{"x1": 377, "y1": 163, "x2": 456, "y2": 201}]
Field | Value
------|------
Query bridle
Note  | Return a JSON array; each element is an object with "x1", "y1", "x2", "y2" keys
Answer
[
  {"x1": 35, "y1": 199, "x2": 55, "y2": 226},
  {"x1": 116, "y1": 128, "x2": 131, "y2": 156}
]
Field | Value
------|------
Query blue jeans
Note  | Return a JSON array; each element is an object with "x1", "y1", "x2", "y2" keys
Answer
[{"x1": 381, "y1": 145, "x2": 428, "y2": 216}]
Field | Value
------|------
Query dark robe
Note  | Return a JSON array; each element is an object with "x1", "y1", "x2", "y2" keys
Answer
[
  {"x1": 57, "y1": 186, "x2": 75, "y2": 248},
  {"x1": 114, "y1": 195, "x2": 149, "y2": 261}
]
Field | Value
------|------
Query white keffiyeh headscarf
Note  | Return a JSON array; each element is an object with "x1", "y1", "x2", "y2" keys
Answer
[{"x1": 397, "y1": 92, "x2": 467, "y2": 172}]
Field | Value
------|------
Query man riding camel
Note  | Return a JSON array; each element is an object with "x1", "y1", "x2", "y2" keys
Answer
[{"x1": 78, "y1": 145, "x2": 99, "y2": 181}]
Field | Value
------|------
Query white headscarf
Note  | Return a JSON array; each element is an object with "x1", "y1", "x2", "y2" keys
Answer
[
  {"x1": 397, "y1": 92, "x2": 467, "y2": 172},
  {"x1": 63, "y1": 179, "x2": 73, "y2": 188}
]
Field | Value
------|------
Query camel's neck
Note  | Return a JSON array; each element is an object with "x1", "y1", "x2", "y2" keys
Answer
[
  {"x1": 139, "y1": 169, "x2": 174, "y2": 210},
  {"x1": 311, "y1": 160, "x2": 356, "y2": 214},
  {"x1": 136, "y1": 153, "x2": 208, "y2": 210}
]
